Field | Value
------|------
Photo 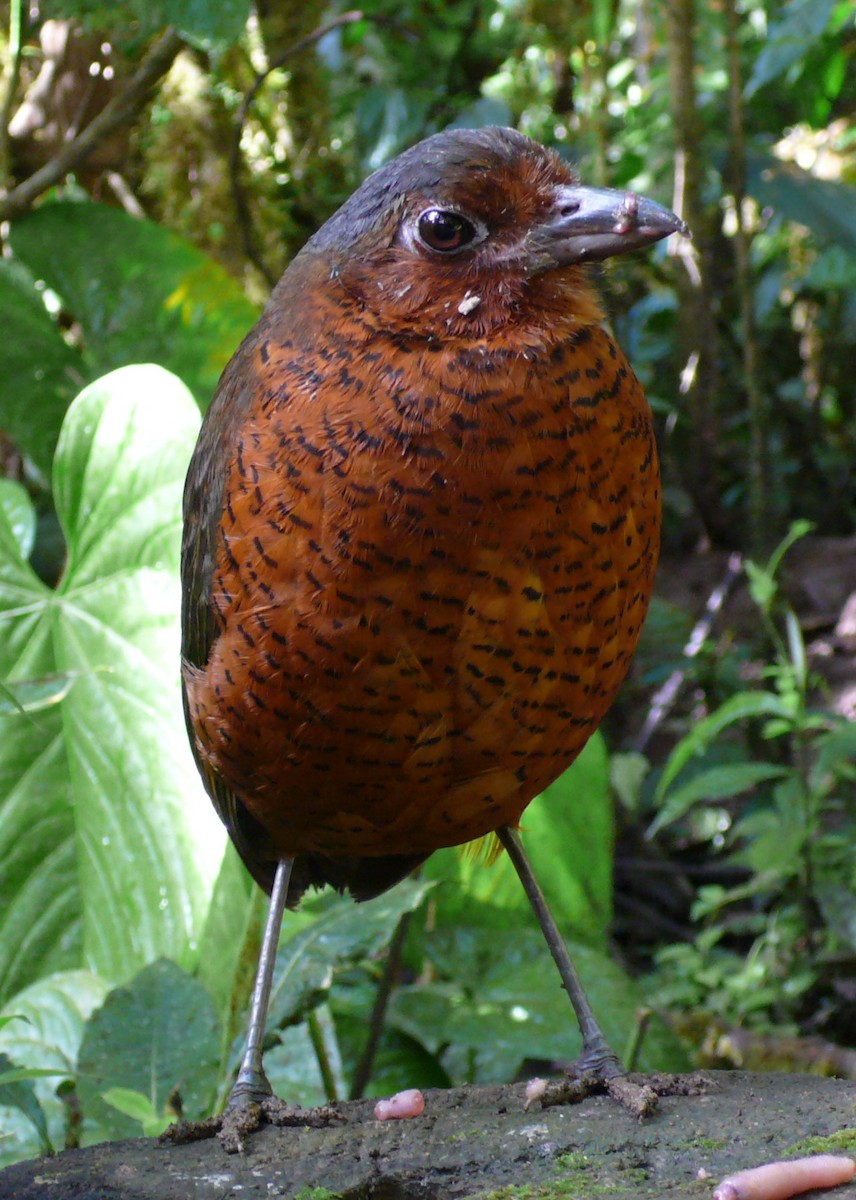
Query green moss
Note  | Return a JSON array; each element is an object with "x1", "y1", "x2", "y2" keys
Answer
[
  {"x1": 555, "y1": 1151, "x2": 591, "y2": 1172},
  {"x1": 688, "y1": 1136, "x2": 727, "y2": 1151},
  {"x1": 293, "y1": 1189, "x2": 342, "y2": 1200},
  {"x1": 786, "y1": 1127, "x2": 856, "y2": 1157}
]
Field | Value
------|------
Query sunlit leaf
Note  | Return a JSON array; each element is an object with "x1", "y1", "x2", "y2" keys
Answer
[
  {"x1": 745, "y1": 0, "x2": 839, "y2": 97},
  {"x1": 0, "y1": 365, "x2": 224, "y2": 1000},
  {"x1": 653, "y1": 692, "x2": 797, "y2": 806},
  {"x1": 0, "y1": 970, "x2": 108, "y2": 1167},
  {"x1": 8, "y1": 203, "x2": 258, "y2": 414}
]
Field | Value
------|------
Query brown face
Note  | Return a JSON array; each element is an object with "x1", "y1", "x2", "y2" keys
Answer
[{"x1": 310, "y1": 127, "x2": 685, "y2": 344}]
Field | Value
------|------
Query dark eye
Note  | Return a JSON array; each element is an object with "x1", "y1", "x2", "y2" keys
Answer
[{"x1": 417, "y1": 209, "x2": 478, "y2": 253}]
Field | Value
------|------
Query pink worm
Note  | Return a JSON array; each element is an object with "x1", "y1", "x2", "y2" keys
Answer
[
  {"x1": 713, "y1": 1155, "x2": 855, "y2": 1200},
  {"x1": 374, "y1": 1088, "x2": 425, "y2": 1121}
]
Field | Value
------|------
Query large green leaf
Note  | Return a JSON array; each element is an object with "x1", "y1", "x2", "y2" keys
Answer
[
  {"x1": 649, "y1": 762, "x2": 792, "y2": 835},
  {"x1": 7, "y1": 202, "x2": 259, "y2": 414},
  {"x1": 165, "y1": 0, "x2": 251, "y2": 47},
  {"x1": 0, "y1": 261, "x2": 84, "y2": 478},
  {"x1": 0, "y1": 365, "x2": 225, "y2": 1001},
  {"x1": 266, "y1": 880, "x2": 434, "y2": 1031},
  {"x1": 390, "y1": 926, "x2": 688, "y2": 1084},
  {"x1": 77, "y1": 959, "x2": 220, "y2": 1139},
  {"x1": 0, "y1": 970, "x2": 109, "y2": 1168},
  {"x1": 745, "y1": 0, "x2": 840, "y2": 97},
  {"x1": 426, "y1": 735, "x2": 613, "y2": 948},
  {"x1": 653, "y1": 691, "x2": 797, "y2": 806}
]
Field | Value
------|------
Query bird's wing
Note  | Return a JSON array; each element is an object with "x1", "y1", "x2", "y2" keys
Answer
[{"x1": 180, "y1": 338, "x2": 284, "y2": 894}]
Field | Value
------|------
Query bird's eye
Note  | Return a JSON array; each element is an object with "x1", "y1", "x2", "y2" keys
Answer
[{"x1": 416, "y1": 209, "x2": 478, "y2": 253}]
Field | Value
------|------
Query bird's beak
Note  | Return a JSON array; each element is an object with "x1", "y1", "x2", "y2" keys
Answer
[{"x1": 534, "y1": 184, "x2": 689, "y2": 266}]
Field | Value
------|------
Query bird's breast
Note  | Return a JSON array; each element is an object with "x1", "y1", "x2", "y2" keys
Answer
[{"x1": 184, "y1": 318, "x2": 660, "y2": 857}]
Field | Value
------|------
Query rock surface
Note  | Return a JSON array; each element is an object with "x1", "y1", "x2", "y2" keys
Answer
[{"x1": 3, "y1": 1071, "x2": 856, "y2": 1199}]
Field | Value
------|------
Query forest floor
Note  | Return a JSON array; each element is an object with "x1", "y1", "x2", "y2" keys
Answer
[{"x1": 3, "y1": 1071, "x2": 856, "y2": 1199}]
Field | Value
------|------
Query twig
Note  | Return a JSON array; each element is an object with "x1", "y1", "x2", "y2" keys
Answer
[
  {"x1": 349, "y1": 910, "x2": 413, "y2": 1100},
  {"x1": 632, "y1": 551, "x2": 744, "y2": 753},
  {"x1": 664, "y1": 0, "x2": 727, "y2": 542},
  {"x1": 724, "y1": 0, "x2": 770, "y2": 556},
  {"x1": 307, "y1": 1007, "x2": 342, "y2": 1103},
  {"x1": 0, "y1": 0, "x2": 25, "y2": 189},
  {"x1": 228, "y1": 10, "x2": 368, "y2": 285},
  {"x1": 229, "y1": 10, "x2": 416, "y2": 285},
  {"x1": 0, "y1": 26, "x2": 185, "y2": 222}
]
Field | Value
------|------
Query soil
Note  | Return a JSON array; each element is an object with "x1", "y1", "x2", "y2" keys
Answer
[{"x1": 3, "y1": 1071, "x2": 856, "y2": 1199}]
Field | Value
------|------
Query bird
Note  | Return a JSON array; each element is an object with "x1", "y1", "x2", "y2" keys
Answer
[{"x1": 179, "y1": 124, "x2": 687, "y2": 1143}]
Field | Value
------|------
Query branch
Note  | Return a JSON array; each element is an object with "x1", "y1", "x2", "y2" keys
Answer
[
  {"x1": 0, "y1": 0, "x2": 25, "y2": 189},
  {"x1": 0, "y1": 26, "x2": 185, "y2": 222},
  {"x1": 724, "y1": 0, "x2": 770, "y2": 555},
  {"x1": 631, "y1": 551, "x2": 744, "y2": 754},
  {"x1": 229, "y1": 10, "x2": 369, "y2": 285}
]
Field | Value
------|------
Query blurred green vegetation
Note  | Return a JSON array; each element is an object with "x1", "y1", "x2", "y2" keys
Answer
[{"x1": 0, "y1": 0, "x2": 854, "y2": 1167}]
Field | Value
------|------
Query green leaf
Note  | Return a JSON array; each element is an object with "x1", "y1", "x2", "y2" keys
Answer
[
  {"x1": 745, "y1": 0, "x2": 839, "y2": 97},
  {"x1": 390, "y1": 927, "x2": 689, "y2": 1083},
  {"x1": 194, "y1": 842, "x2": 258, "y2": 1052},
  {"x1": 0, "y1": 365, "x2": 225, "y2": 999},
  {"x1": 8, "y1": 202, "x2": 259, "y2": 413},
  {"x1": 746, "y1": 153, "x2": 856, "y2": 254},
  {"x1": 610, "y1": 751, "x2": 651, "y2": 814},
  {"x1": 815, "y1": 882, "x2": 856, "y2": 953},
  {"x1": 101, "y1": 1086, "x2": 173, "y2": 1136},
  {"x1": 427, "y1": 737, "x2": 613, "y2": 947},
  {"x1": 165, "y1": 0, "x2": 251, "y2": 47},
  {"x1": 0, "y1": 261, "x2": 83, "y2": 477},
  {"x1": 266, "y1": 879, "x2": 434, "y2": 1031},
  {"x1": 0, "y1": 1065, "x2": 67, "y2": 1085},
  {"x1": 0, "y1": 672, "x2": 81, "y2": 717},
  {"x1": 649, "y1": 763, "x2": 791, "y2": 835},
  {"x1": 653, "y1": 692, "x2": 797, "y2": 806},
  {"x1": 0, "y1": 970, "x2": 109, "y2": 1168},
  {"x1": 0, "y1": 480, "x2": 37, "y2": 560},
  {"x1": 262, "y1": 1023, "x2": 333, "y2": 1110},
  {"x1": 77, "y1": 959, "x2": 221, "y2": 1138},
  {"x1": 0, "y1": 1051, "x2": 51, "y2": 1153}
]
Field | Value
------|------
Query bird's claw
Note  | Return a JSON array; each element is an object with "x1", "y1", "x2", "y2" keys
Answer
[
  {"x1": 528, "y1": 1070, "x2": 710, "y2": 1120},
  {"x1": 160, "y1": 1097, "x2": 346, "y2": 1154}
]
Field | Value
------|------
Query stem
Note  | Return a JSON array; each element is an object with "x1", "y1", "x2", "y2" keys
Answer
[
  {"x1": 0, "y1": 26, "x2": 185, "y2": 222},
  {"x1": 724, "y1": 0, "x2": 770, "y2": 555},
  {"x1": 664, "y1": 0, "x2": 727, "y2": 541},
  {"x1": 0, "y1": 0, "x2": 24, "y2": 190},
  {"x1": 349, "y1": 910, "x2": 413, "y2": 1100},
  {"x1": 307, "y1": 1007, "x2": 341, "y2": 1103}
]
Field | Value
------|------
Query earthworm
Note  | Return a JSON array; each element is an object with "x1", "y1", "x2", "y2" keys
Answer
[
  {"x1": 713, "y1": 1155, "x2": 856, "y2": 1199},
  {"x1": 374, "y1": 1088, "x2": 425, "y2": 1120}
]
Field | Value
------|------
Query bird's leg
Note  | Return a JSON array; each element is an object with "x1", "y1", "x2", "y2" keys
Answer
[
  {"x1": 227, "y1": 855, "x2": 293, "y2": 1108},
  {"x1": 498, "y1": 825, "x2": 705, "y2": 1117},
  {"x1": 497, "y1": 824, "x2": 623, "y2": 1079},
  {"x1": 162, "y1": 857, "x2": 345, "y2": 1150}
]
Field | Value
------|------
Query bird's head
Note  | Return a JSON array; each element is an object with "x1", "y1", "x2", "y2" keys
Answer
[{"x1": 296, "y1": 126, "x2": 687, "y2": 347}]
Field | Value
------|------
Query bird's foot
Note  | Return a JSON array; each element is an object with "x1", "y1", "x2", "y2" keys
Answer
[
  {"x1": 525, "y1": 1069, "x2": 710, "y2": 1119},
  {"x1": 160, "y1": 1096, "x2": 346, "y2": 1154}
]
